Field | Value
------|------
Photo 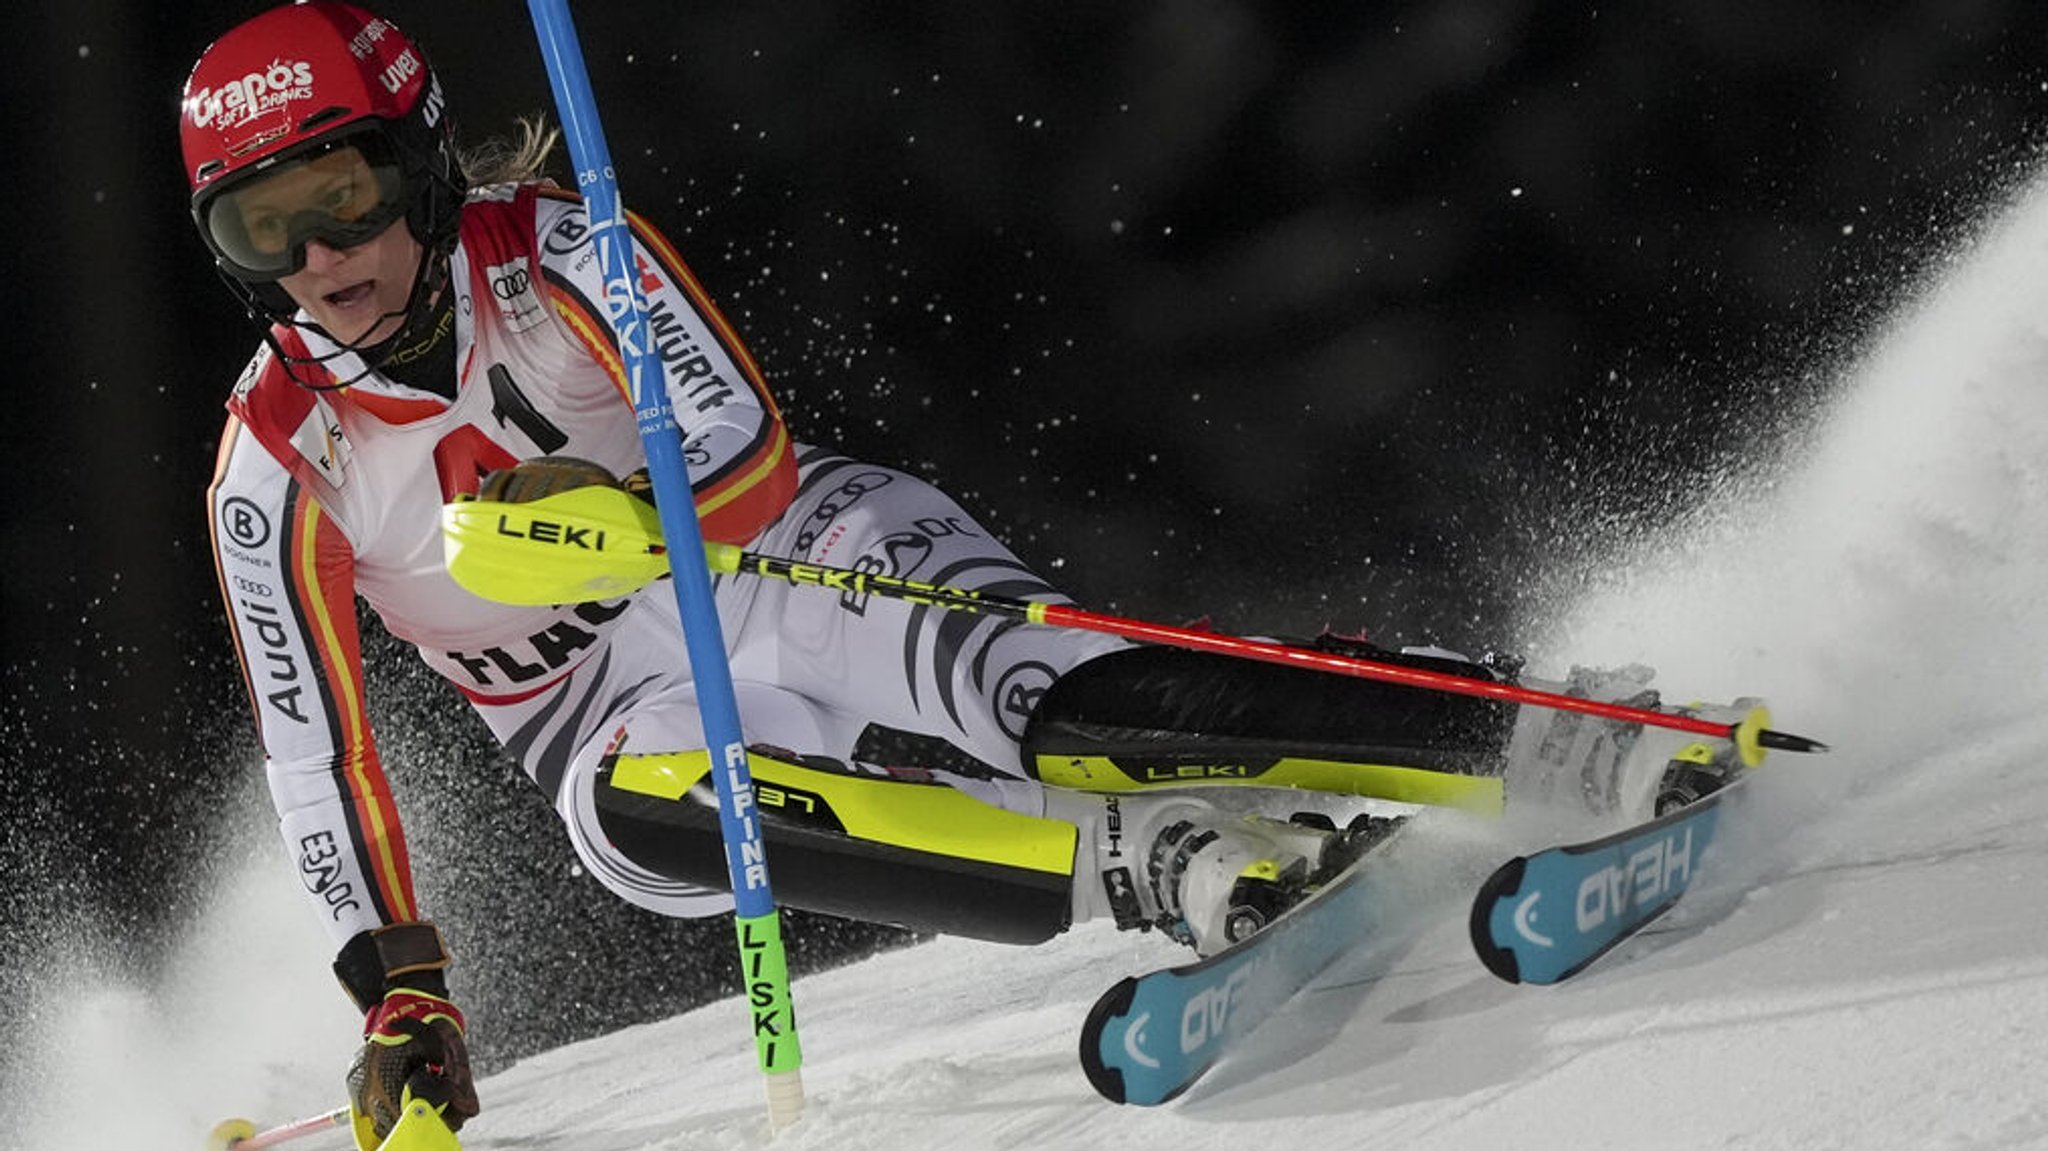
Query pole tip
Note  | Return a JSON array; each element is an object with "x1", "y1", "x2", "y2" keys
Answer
[
  {"x1": 765, "y1": 1068, "x2": 806, "y2": 1131},
  {"x1": 1758, "y1": 729, "x2": 1830, "y2": 754}
]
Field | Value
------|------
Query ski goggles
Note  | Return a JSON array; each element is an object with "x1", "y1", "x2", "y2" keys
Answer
[{"x1": 195, "y1": 124, "x2": 412, "y2": 282}]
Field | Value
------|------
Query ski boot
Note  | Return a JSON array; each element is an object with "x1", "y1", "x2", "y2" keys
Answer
[
  {"x1": 1647, "y1": 697, "x2": 1764, "y2": 815},
  {"x1": 1503, "y1": 663, "x2": 1763, "y2": 821},
  {"x1": 1054, "y1": 789, "x2": 1405, "y2": 955},
  {"x1": 1157, "y1": 807, "x2": 1409, "y2": 952}
]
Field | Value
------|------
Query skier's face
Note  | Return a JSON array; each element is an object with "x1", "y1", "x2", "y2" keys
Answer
[
  {"x1": 274, "y1": 215, "x2": 424, "y2": 348},
  {"x1": 204, "y1": 138, "x2": 425, "y2": 346}
]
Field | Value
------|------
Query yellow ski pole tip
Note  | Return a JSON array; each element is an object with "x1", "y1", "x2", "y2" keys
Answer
[{"x1": 204, "y1": 1118, "x2": 257, "y2": 1151}]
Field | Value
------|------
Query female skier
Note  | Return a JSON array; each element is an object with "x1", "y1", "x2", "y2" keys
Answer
[{"x1": 182, "y1": 4, "x2": 1739, "y2": 1143}]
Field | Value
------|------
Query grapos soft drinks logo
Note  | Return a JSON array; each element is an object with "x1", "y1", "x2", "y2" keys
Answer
[{"x1": 187, "y1": 60, "x2": 318, "y2": 134}]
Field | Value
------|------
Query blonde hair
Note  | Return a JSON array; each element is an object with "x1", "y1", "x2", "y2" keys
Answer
[{"x1": 459, "y1": 114, "x2": 562, "y2": 189}]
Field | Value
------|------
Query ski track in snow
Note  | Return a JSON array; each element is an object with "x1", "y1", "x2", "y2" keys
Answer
[{"x1": 16, "y1": 166, "x2": 2048, "y2": 1151}]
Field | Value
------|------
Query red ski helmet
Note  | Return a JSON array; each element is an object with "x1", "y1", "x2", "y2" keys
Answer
[{"x1": 180, "y1": 2, "x2": 461, "y2": 317}]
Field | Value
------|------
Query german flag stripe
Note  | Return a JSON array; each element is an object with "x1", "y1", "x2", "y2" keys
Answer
[
  {"x1": 287, "y1": 494, "x2": 418, "y2": 924},
  {"x1": 696, "y1": 420, "x2": 792, "y2": 525},
  {"x1": 542, "y1": 271, "x2": 632, "y2": 405}
]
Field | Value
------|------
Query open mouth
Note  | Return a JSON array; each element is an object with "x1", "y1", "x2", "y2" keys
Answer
[{"x1": 325, "y1": 281, "x2": 377, "y2": 308}]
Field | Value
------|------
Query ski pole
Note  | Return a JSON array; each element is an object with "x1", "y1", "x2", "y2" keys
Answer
[
  {"x1": 440, "y1": 482, "x2": 1831, "y2": 764},
  {"x1": 205, "y1": 1107, "x2": 348, "y2": 1151},
  {"x1": 525, "y1": 1, "x2": 803, "y2": 1129}
]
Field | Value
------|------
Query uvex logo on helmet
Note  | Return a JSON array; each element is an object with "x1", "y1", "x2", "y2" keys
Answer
[
  {"x1": 379, "y1": 48, "x2": 424, "y2": 95},
  {"x1": 185, "y1": 59, "x2": 316, "y2": 134}
]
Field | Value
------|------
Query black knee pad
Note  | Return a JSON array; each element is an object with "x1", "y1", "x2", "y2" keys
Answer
[{"x1": 1020, "y1": 646, "x2": 1515, "y2": 800}]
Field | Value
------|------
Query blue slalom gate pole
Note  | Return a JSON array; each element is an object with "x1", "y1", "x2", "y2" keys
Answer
[{"x1": 526, "y1": 0, "x2": 804, "y2": 1127}]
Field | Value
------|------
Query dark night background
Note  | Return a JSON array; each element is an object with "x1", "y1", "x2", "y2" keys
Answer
[{"x1": 4, "y1": 1, "x2": 2045, "y2": 1074}]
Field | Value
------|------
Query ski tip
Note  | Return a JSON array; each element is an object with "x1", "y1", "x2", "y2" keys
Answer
[
  {"x1": 1758, "y1": 728, "x2": 1830, "y2": 754},
  {"x1": 1469, "y1": 855, "x2": 1528, "y2": 984},
  {"x1": 1079, "y1": 977, "x2": 1139, "y2": 1104}
]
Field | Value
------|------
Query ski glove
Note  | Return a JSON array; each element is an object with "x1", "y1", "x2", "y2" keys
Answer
[
  {"x1": 334, "y1": 922, "x2": 481, "y2": 1150},
  {"x1": 348, "y1": 988, "x2": 479, "y2": 1149},
  {"x1": 477, "y1": 455, "x2": 640, "y2": 503},
  {"x1": 475, "y1": 456, "x2": 658, "y2": 510}
]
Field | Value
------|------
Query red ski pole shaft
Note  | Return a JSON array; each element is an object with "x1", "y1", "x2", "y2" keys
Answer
[
  {"x1": 1039, "y1": 603, "x2": 1784, "y2": 739},
  {"x1": 714, "y1": 546, "x2": 1828, "y2": 756}
]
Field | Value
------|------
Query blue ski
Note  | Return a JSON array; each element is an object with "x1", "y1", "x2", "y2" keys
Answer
[
  {"x1": 1079, "y1": 833, "x2": 1450, "y2": 1105},
  {"x1": 1470, "y1": 779, "x2": 1748, "y2": 984}
]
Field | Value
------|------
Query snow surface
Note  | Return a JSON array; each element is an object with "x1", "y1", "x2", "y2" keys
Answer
[{"x1": 21, "y1": 168, "x2": 2048, "y2": 1151}]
